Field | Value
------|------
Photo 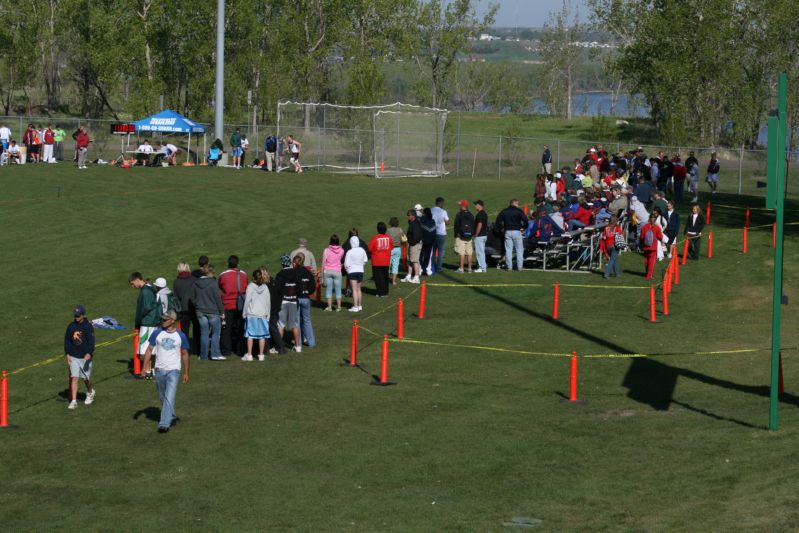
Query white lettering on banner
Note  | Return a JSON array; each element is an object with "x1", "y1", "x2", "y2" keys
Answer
[{"x1": 150, "y1": 118, "x2": 176, "y2": 126}]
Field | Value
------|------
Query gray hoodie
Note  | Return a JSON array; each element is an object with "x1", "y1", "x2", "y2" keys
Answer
[
  {"x1": 243, "y1": 282, "x2": 271, "y2": 319},
  {"x1": 192, "y1": 276, "x2": 224, "y2": 315}
]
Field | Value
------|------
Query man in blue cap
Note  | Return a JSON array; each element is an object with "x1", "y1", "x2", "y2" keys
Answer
[{"x1": 64, "y1": 304, "x2": 96, "y2": 410}]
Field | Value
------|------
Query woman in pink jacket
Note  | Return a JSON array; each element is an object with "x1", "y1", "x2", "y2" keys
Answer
[{"x1": 321, "y1": 234, "x2": 345, "y2": 311}]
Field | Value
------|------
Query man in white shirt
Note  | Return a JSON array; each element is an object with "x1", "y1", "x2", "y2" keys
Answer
[
  {"x1": 166, "y1": 143, "x2": 179, "y2": 165},
  {"x1": 0, "y1": 123, "x2": 11, "y2": 153},
  {"x1": 141, "y1": 310, "x2": 190, "y2": 433},
  {"x1": 6, "y1": 140, "x2": 21, "y2": 164},
  {"x1": 136, "y1": 139, "x2": 154, "y2": 166},
  {"x1": 430, "y1": 197, "x2": 449, "y2": 274}
]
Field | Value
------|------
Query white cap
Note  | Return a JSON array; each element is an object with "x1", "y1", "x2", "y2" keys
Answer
[
  {"x1": 414, "y1": 203, "x2": 423, "y2": 211},
  {"x1": 154, "y1": 277, "x2": 167, "y2": 288},
  {"x1": 554, "y1": 172, "x2": 562, "y2": 178}
]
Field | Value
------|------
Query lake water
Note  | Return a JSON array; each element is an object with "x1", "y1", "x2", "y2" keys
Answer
[{"x1": 530, "y1": 92, "x2": 650, "y2": 118}]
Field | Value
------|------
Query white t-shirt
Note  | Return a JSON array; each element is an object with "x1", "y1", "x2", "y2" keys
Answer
[
  {"x1": 8, "y1": 145, "x2": 20, "y2": 155},
  {"x1": 0, "y1": 126, "x2": 10, "y2": 141},
  {"x1": 430, "y1": 206, "x2": 449, "y2": 236},
  {"x1": 166, "y1": 143, "x2": 178, "y2": 154},
  {"x1": 148, "y1": 328, "x2": 189, "y2": 371},
  {"x1": 137, "y1": 143, "x2": 154, "y2": 153},
  {"x1": 241, "y1": 138, "x2": 249, "y2": 150}
]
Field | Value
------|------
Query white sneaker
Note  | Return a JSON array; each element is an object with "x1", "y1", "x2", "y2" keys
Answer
[
  {"x1": 242, "y1": 354, "x2": 254, "y2": 362},
  {"x1": 410, "y1": 276, "x2": 420, "y2": 284},
  {"x1": 292, "y1": 346, "x2": 302, "y2": 353},
  {"x1": 400, "y1": 276, "x2": 410, "y2": 283},
  {"x1": 456, "y1": 268, "x2": 464, "y2": 273},
  {"x1": 84, "y1": 389, "x2": 96, "y2": 405},
  {"x1": 257, "y1": 353, "x2": 265, "y2": 362},
  {"x1": 68, "y1": 400, "x2": 78, "y2": 410},
  {"x1": 324, "y1": 306, "x2": 332, "y2": 312},
  {"x1": 268, "y1": 348, "x2": 279, "y2": 354}
]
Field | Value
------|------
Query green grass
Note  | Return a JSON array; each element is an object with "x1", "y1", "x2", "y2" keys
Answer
[{"x1": 2, "y1": 163, "x2": 799, "y2": 530}]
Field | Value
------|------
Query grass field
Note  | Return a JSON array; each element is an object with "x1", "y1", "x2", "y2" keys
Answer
[{"x1": 2, "y1": 163, "x2": 799, "y2": 530}]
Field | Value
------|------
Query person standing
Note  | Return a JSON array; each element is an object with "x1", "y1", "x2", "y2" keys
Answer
[
  {"x1": 192, "y1": 264, "x2": 226, "y2": 360},
  {"x1": 287, "y1": 134, "x2": 302, "y2": 173},
  {"x1": 344, "y1": 237, "x2": 368, "y2": 311},
  {"x1": 240, "y1": 134, "x2": 249, "y2": 165},
  {"x1": 22, "y1": 124, "x2": 35, "y2": 163},
  {"x1": 430, "y1": 197, "x2": 449, "y2": 273},
  {"x1": 453, "y1": 200, "x2": 475, "y2": 273},
  {"x1": 542, "y1": 144, "x2": 552, "y2": 174},
  {"x1": 154, "y1": 277, "x2": 173, "y2": 314},
  {"x1": 639, "y1": 214, "x2": 665, "y2": 279},
  {"x1": 294, "y1": 253, "x2": 317, "y2": 348},
  {"x1": 275, "y1": 255, "x2": 303, "y2": 351},
  {"x1": 264, "y1": 133, "x2": 277, "y2": 171},
  {"x1": 403, "y1": 209, "x2": 423, "y2": 283},
  {"x1": 321, "y1": 235, "x2": 345, "y2": 312},
  {"x1": 0, "y1": 123, "x2": 10, "y2": 154},
  {"x1": 140, "y1": 310, "x2": 190, "y2": 433},
  {"x1": 64, "y1": 304, "x2": 96, "y2": 410},
  {"x1": 664, "y1": 200, "x2": 680, "y2": 255},
  {"x1": 172, "y1": 262, "x2": 194, "y2": 349},
  {"x1": 706, "y1": 152, "x2": 720, "y2": 194},
  {"x1": 129, "y1": 272, "x2": 161, "y2": 378},
  {"x1": 230, "y1": 128, "x2": 242, "y2": 169},
  {"x1": 496, "y1": 199, "x2": 527, "y2": 271},
  {"x1": 473, "y1": 200, "x2": 489, "y2": 273},
  {"x1": 419, "y1": 207, "x2": 437, "y2": 276},
  {"x1": 386, "y1": 218, "x2": 406, "y2": 284},
  {"x1": 600, "y1": 216, "x2": 623, "y2": 279},
  {"x1": 684, "y1": 203, "x2": 706, "y2": 260},
  {"x1": 218, "y1": 255, "x2": 247, "y2": 357},
  {"x1": 290, "y1": 238, "x2": 317, "y2": 273},
  {"x1": 43, "y1": 124, "x2": 55, "y2": 163},
  {"x1": 75, "y1": 126, "x2": 90, "y2": 169},
  {"x1": 242, "y1": 266, "x2": 271, "y2": 361},
  {"x1": 368, "y1": 222, "x2": 392, "y2": 297},
  {"x1": 53, "y1": 124, "x2": 66, "y2": 161}
]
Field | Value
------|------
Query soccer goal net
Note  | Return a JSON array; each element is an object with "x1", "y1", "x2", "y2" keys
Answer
[{"x1": 276, "y1": 102, "x2": 448, "y2": 177}]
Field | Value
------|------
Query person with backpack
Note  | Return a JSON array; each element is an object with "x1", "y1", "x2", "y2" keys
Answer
[
  {"x1": 600, "y1": 215, "x2": 624, "y2": 279},
  {"x1": 639, "y1": 213, "x2": 665, "y2": 280},
  {"x1": 263, "y1": 133, "x2": 277, "y2": 172},
  {"x1": 706, "y1": 152, "x2": 721, "y2": 194},
  {"x1": 129, "y1": 272, "x2": 161, "y2": 378},
  {"x1": 154, "y1": 277, "x2": 175, "y2": 315},
  {"x1": 453, "y1": 200, "x2": 475, "y2": 273}
]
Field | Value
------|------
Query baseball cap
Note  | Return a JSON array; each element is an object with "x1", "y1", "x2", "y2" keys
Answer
[
  {"x1": 161, "y1": 309, "x2": 177, "y2": 321},
  {"x1": 459, "y1": 199, "x2": 469, "y2": 208},
  {"x1": 73, "y1": 304, "x2": 86, "y2": 317},
  {"x1": 414, "y1": 203, "x2": 423, "y2": 211},
  {"x1": 154, "y1": 277, "x2": 167, "y2": 288},
  {"x1": 473, "y1": 199, "x2": 484, "y2": 207}
]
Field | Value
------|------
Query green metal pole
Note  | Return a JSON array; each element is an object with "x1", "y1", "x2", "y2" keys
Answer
[{"x1": 769, "y1": 73, "x2": 788, "y2": 431}]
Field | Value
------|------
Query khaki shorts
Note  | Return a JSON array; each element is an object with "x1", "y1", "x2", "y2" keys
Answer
[
  {"x1": 408, "y1": 243, "x2": 422, "y2": 263},
  {"x1": 454, "y1": 237, "x2": 473, "y2": 256}
]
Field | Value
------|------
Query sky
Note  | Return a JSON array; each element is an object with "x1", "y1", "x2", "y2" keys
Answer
[{"x1": 474, "y1": 0, "x2": 589, "y2": 28}]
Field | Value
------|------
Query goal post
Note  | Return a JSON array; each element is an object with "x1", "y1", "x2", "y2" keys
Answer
[{"x1": 276, "y1": 101, "x2": 448, "y2": 177}]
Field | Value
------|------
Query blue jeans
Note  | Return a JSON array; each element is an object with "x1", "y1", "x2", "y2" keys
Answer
[
  {"x1": 604, "y1": 247, "x2": 620, "y2": 278},
  {"x1": 504, "y1": 230, "x2": 524, "y2": 270},
  {"x1": 433, "y1": 234, "x2": 446, "y2": 272},
  {"x1": 474, "y1": 236, "x2": 487, "y2": 270},
  {"x1": 298, "y1": 298, "x2": 316, "y2": 347},
  {"x1": 324, "y1": 270, "x2": 342, "y2": 300},
  {"x1": 154, "y1": 368, "x2": 180, "y2": 429},
  {"x1": 196, "y1": 312, "x2": 222, "y2": 359},
  {"x1": 567, "y1": 219, "x2": 586, "y2": 232}
]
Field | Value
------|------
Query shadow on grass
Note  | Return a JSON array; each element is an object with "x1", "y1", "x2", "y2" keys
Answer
[
  {"x1": 133, "y1": 406, "x2": 161, "y2": 423},
  {"x1": 10, "y1": 368, "x2": 129, "y2": 415},
  {"x1": 622, "y1": 358, "x2": 799, "y2": 429}
]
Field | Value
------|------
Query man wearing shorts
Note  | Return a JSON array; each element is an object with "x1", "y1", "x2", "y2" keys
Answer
[
  {"x1": 64, "y1": 304, "x2": 96, "y2": 410},
  {"x1": 230, "y1": 128, "x2": 243, "y2": 169},
  {"x1": 274, "y1": 255, "x2": 303, "y2": 352},
  {"x1": 453, "y1": 200, "x2": 475, "y2": 273},
  {"x1": 129, "y1": 272, "x2": 161, "y2": 379},
  {"x1": 287, "y1": 134, "x2": 302, "y2": 173},
  {"x1": 141, "y1": 310, "x2": 190, "y2": 433},
  {"x1": 403, "y1": 209, "x2": 423, "y2": 283},
  {"x1": 706, "y1": 152, "x2": 720, "y2": 194}
]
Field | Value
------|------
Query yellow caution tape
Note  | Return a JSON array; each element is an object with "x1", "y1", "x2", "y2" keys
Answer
[{"x1": 8, "y1": 332, "x2": 135, "y2": 376}]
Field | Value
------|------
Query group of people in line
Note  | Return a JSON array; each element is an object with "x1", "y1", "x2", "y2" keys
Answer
[{"x1": 0, "y1": 123, "x2": 91, "y2": 167}]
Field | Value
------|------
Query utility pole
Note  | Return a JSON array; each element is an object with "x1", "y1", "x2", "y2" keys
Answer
[{"x1": 214, "y1": 0, "x2": 225, "y2": 142}]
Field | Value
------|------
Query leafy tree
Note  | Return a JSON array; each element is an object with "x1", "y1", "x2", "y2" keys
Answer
[
  {"x1": 539, "y1": 0, "x2": 584, "y2": 120},
  {"x1": 413, "y1": 0, "x2": 497, "y2": 108}
]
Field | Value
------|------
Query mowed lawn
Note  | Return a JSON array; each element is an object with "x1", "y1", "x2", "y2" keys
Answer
[{"x1": 2, "y1": 164, "x2": 799, "y2": 531}]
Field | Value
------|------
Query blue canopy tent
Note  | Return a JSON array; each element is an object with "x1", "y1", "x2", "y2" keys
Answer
[{"x1": 134, "y1": 109, "x2": 207, "y2": 164}]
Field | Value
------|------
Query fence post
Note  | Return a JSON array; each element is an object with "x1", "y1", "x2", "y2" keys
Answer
[
  {"x1": 498, "y1": 136, "x2": 502, "y2": 180},
  {"x1": 738, "y1": 144, "x2": 743, "y2": 195}
]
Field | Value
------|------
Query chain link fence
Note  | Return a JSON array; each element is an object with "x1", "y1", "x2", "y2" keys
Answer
[{"x1": 2, "y1": 115, "x2": 793, "y2": 198}]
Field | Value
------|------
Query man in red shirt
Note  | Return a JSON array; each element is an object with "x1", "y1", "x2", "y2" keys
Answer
[
  {"x1": 75, "y1": 126, "x2": 90, "y2": 169},
  {"x1": 218, "y1": 255, "x2": 248, "y2": 357},
  {"x1": 368, "y1": 222, "x2": 392, "y2": 297},
  {"x1": 43, "y1": 124, "x2": 55, "y2": 163}
]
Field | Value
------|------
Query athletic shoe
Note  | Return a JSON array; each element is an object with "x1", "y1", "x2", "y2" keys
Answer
[
  {"x1": 324, "y1": 306, "x2": 333, "y2": 312},
  {"x1": 68, "y1": 400, "x2": 78, "y2": 410},
  {"x1": 84, "y1": 389, "x2": 96, "y2": 405},
  {"x1": 170, "y1": 417, "x2": 180, "y2": 427},
  {"x1": 410, "y1": 276, "x2": 420, "y2": 284},
  {"x1": 242, "y1": 354, "x2": 254, "y2": 362},
  {"x1": 456, "y1": 268, "x2": 464, "y2": 273},
  {"x1": 268, "y1": 348, "x2": 279, "y2": 354},
  {"x1": 292, "y1": 346, "x2": 302, "y2": 353},
  {"x1": 400, "y1": 276, "x2": 411, "y2": 283},
  {"x1": 257, "y1": 354, "x2": 265, "y2": 362},
  {"x1": 144, "y1": 370, "x2": 154, "y2": 380},
  {"x1": 349, "y1": 307, "x2": 358, "y2": 312},
  {"x1": 335, "y1": 307, "x2": 342, "y2": 312},
  {"x1": 210, "y1": 355, "x2": 227, "y2": 361},
  {"x1": 158, "y1": 426, "x2": 170, "y2": 434}
]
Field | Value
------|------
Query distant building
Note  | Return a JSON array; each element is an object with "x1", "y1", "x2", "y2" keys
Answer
[{"x1": 478, "y1": 33, "x2": 500, "y2": 42}]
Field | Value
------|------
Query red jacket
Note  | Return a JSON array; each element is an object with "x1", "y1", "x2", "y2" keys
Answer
[
  {"x1": 574, "y1": 206, "x2": 593, "y2": 225},
  {"x1": 368, "y1": 234, "x2": 392, "y2": 267},
  {"x1": 639, "y1": 223, "x2": 664, "y2": 252},
  {"x1": 44, "y1": 129, "x2": 55, "y2": 144},
  {"x1": 76, "y1": 131, "x2": 90, "y2": 149},
  {"x1": 218, "y1": 269, "x2": 248, "y2": 311}
]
